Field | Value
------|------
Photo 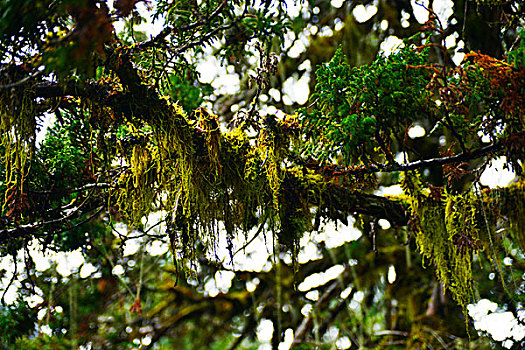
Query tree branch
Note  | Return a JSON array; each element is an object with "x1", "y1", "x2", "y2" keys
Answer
[
  {"x1": 34, "y1": 80, "x2": 106, "y2": 98},
  {"x1": 0, "y1": 199, "x2": 104, "y2": 246},
  {"x1": 309, "y1": 141, "x2": 503, "y2": 176}
]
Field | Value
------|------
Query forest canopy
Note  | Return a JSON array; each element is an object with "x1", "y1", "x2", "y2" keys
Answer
[{"x1": 0, "y1": 0, "x2": 525, "y2": 349}]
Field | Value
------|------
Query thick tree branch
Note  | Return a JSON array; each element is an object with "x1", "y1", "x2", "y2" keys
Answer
[{"x1": 23, "y1": 48, "x2": 506, "y2": 241}]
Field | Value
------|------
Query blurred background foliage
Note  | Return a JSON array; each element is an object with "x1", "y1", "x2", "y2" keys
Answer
[{"x1": 0, "y1": 0, "x2": 524, "y2": 349}]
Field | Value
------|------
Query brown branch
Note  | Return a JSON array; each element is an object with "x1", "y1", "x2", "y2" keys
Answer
[
  {"x1": 34, "y1": 80, "x2": 106, "y2": 98},
  {"x1": 0, "y1": 199, "x2": 104, "y2": 246},
  {"x1": 292, "y1": 280, "x2": 341, "y2": 346},
  {"x1": 311, "y1": 141, "x2": 503, "y2": 176},
  {"x1": 320, "y1": 184, "x2": 409, "y2": 225},
  {"x1": 0, "y1": 70, "x2": 42, "y2": 89}
]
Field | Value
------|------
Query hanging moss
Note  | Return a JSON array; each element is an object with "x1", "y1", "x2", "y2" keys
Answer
[
  {"x1": 493, "y1": 180, "x2": 525, "y2": 253},
  {"x1": 400, "y1": 171, "x2": 490, "y2": 310},
  {"x1": 222, "y1": 127, "x2": 263, "y2": 232},
  {"x1": 105, "y1": 87, "x2": 522, "y2": 296},
  {"x1": 258, "y1": 121, "x2": 283, "y2": 212},
  {"x1": 151, "y1": 101, "x2": 196, "y2": 216},
  {"x1": 114, "y1": 141, "x2": 157, "y2": 228},
  {"x1": 278, "y1": 172, "x2": 312, "y2": 268},
  {"x1": 110, "y1": 100, "x2": 267, "y2": 268},
  {"x1": 195, "y1": 108, "x2": 221, "y2": 178},
  {"x1": 444, "y1": 192, "x2": 486, "y2": 309},
  {"x1": 401, "y1": 172, "x2": 450, "y2": 287},
  {"x1": 0, "y1": 67, "x2": 37, "y2": 219}
]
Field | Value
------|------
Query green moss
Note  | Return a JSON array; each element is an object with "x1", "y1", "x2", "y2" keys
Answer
[
  {"x1": 444, "y1": 192, "x2": 484, "y2": 309},
  {"x1": 401, "y1": 171, "x2": 486, "y2": 310},
  {"x1": 492, "y1": 181, "x2": 525, "y2": 253},
  {"x1": 505, "y1": 182, "x2": 525, "y2": 251},
  {"x1": 0, "y1": 75, "x2": 37, "y2": 216},
  {"x1": 114, "y1": 143, "x2": 157, "y2": 227},
  {"x1": 196, "y1": 108, "x2": 222, "y2": 178}
]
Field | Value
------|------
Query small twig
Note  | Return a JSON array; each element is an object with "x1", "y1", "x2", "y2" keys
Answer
[
  {"x1": 97, "y1": 243, "x2": 135, "y2": 297},
  {"x1": 24, "y1": 245, "x2": 36, "y2": 292},
  {"x1": 374, "y1": 330, "x2": 409, "y2": 337},
  {"x1": 227, "y1": 316, "x2": 256, "y2": 350},
  {"x1": 232, "y1": 210, "x2": 269, "y2": 258},
  {"x1": 54, "y1": 206, "x2": 104, "y2": 234},
  {"x1": 0, "y1": 70, "x2": 42, "y2": 90},
  {"x1": 292, "y1": 280, "x2": 341, "y2": 346},
  {"x1": 462, "y1": 0, "x2": 468, "y2": 41},
  {"x1": 305, "y1": 97, "x2": 318, "y2": 109},
  {"x1": 423, "y1": 328, "x2": 450, "y2": 349},
  {"x1": 27, "y1": 182, "x2": 111, "y2": 195},
  {"x1": 133, "y1": 245, "x2": 145, "y2": 312},
  {"x1": 143, "y1": 217, "x2": 168, "y2": 237},
  {"x1": 1, "y1": 256, "x2": 18, "y2": 306}
]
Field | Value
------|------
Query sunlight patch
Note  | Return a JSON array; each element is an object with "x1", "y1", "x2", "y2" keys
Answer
[{"x1": 352, "y1": 5, "x2": 377, "y2": 23}]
